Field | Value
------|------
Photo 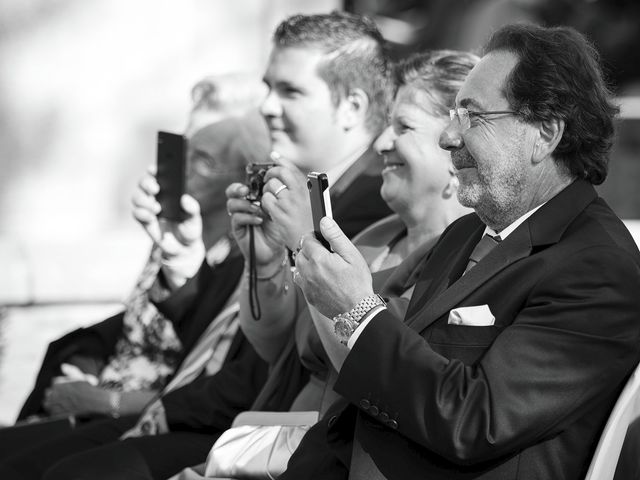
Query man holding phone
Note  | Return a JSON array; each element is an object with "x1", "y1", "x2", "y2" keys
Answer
[{"x1": 0, "y1": 11, "x2": 393, "y2": 480}]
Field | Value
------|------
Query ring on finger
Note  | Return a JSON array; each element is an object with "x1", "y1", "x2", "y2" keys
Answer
[{"x1": 274, "y1": 184, "x2": 288, "y2": 198}]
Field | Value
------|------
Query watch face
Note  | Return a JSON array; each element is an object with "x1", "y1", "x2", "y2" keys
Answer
[{"x1": 334, "y1": 317, "x2": 354, "y2": 342}]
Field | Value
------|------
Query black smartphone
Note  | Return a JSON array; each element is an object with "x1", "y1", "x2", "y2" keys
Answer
[
  {"x1": 307, "y1": 172, "x2": 333, "y2": 250},
  {"x1": 156, "y1": 131, "x2": 187, "y2": 221}
]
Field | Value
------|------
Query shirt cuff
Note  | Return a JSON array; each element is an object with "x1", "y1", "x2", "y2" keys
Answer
[{"x1": 346, "y1": 305, "x2": 386, "y2": 349}]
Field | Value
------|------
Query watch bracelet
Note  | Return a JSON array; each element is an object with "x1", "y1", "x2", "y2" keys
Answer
[{"x1": 342, "y1": 294, "x2": 385, "y2": 323}]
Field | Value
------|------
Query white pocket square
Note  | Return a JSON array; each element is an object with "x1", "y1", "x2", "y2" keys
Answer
[{"x1": 448, "y1": 305, "x2": 495, "y2": 326}]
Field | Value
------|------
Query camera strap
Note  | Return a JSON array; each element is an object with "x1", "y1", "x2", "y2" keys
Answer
[{"x1": 248, "y1": 226, "x2": 261, "y2": 320}]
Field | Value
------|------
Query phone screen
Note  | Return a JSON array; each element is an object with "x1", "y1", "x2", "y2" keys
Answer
[
  {"x1": 307, "y1": 172, "x2": 332, "y2": 250},
  {"x1": 156, "y1": 131, "x2": 186, "y2": 221}
]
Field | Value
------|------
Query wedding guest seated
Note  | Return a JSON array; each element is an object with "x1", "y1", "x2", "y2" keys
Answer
[
  {"x1": 0, "y1": 111, "x2": 272, "y2": 479},
  {"x1": 15, "y1": 110, "x2": 269, "y2": 427},
  {"x1": 282, "y1": 23, "x2": 640, "y2": 480},
  {"x1": 174, "y1": 49, "x2": 478, "y2": 479}
]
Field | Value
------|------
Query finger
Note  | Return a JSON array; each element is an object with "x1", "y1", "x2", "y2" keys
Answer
[
  {"x1": 131, "y1": 189, "x2": 161, "y2": 214},
  {"x1": 263, "y1": 177, "x2": 287, "y2": 197},
  {"x1": 319, "y1": 217, "x2": 360, "y2": 262},
  {"x1": 147, "y1": 163, "x2": 157, "y2": 175},
  {"x1": 180, "y1": 194, "x2": 201, "y2": 216},
  {"x1": 176, "y1": 202, "x2": 204, "y2": 245},
  {"x1": 158, "y1": 231, "x2": 182, "y2": 257},
  {"x1": 225, "y1": 182, "x2": 249, "y2": 200},
  {"x1": 295, "y1": 232, "x2": 316, "y2": 263},
  {"x1": 227, "y1": 197, "x2": 261, "y2": 216},
  {"x1": 139, "y1": 174, "x2": 159, "y2": 195},
  {"x1": 264, "y1": 164, "x2": 303, "y2": 190},
  {"x1": 231, "y1": 212, "x2": 264, "y2": 230},
  {"x1": 131, "y1": 207, "x2": 157, "y2": 225},
  {"x1": 277, "y1": 164, "x2": 306, "y2": 191},
  {"x1": 259, "y1": 192, "x2": 281, "y2": 219}
]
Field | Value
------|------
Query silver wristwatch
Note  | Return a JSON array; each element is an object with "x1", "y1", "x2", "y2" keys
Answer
[{"x1": 332, "y1": 294, "x2": 386, "y2": 345}]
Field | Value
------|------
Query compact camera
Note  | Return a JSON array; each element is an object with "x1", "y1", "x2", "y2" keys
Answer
[{"x1": 245, "y1": 162, "x2": 275, "y2": 202}]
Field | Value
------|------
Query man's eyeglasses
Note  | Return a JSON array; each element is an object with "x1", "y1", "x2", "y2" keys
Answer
[{"x1": 449, "y1": 107, "x2": 517, "y2": 131}]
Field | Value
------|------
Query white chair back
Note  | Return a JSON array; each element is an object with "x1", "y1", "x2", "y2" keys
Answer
[{"x1": 585, "y1": 361, "x2": 640, "y2": 480}]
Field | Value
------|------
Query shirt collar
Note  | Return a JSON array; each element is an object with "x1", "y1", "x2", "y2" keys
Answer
[
  {"x1": 323, "y1": 144, "x2": 369, "y2": 189},
  {"x1": 484, "y1": 203, "x2": 546, "y2": 240}
]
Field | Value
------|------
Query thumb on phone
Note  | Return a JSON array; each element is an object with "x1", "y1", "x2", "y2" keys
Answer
[
  {"x1": 176, "y1": 194, "x2": 203, "y2": 244},
  {"x1": 319, "y1": 217, "x2": 359, "y2": 263}
]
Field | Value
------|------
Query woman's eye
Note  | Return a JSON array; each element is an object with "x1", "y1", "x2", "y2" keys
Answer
[
  {"x1": 395, "y1": 121, "x2": 411, "y2": 133},
  {"x1": 280, "y1": 86, "x2": 301, "y2": 97}
]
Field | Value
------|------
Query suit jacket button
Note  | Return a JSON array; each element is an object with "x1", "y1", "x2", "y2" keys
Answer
[
  {"x1": 388, "y1": 419, "x2": 398, "y2": 429},
  {"x1": 369, "y1": 405, "x2": 379, "y2": 416},
  {"x1": 379, "y1": 412, "x2": 389, "y2": 422},
  {"x1": 360, "y1": 399, "x2": 370, "y2": 410},
  {"x1": 327, "y1": 415, "x2": 338, "y2": 428}
]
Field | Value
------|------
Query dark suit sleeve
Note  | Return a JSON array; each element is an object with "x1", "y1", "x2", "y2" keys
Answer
[
  {"x1": 334, "y1": 245, "x2": 640, "y2": 464},
  {"x1": 17, "y1": 312, "x2": 124, "y2": 420},
  {"x1": 161, "y1": 329, "x2": 268, "y2": 434}
]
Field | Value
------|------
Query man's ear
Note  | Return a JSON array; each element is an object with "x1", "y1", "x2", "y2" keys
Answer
[
  {"x1": 338, "y1": 88, "x2": 369, "y2": 131},
  {"x1": 533, "y1": 118, "x2": 565, "y2": 164}
]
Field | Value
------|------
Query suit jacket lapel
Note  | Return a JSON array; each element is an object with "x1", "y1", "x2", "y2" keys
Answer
[
  {"x1": 404, "y1": 179, "x2": 598, "y2": 333},
  {"x1": 406, "y1": 225, "x2": 532, "y2": 331},
  {"x1": 404, "y1": 218, "x2": 483, "y2": 319}
]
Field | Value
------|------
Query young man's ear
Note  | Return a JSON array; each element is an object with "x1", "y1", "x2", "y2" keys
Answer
[
  {"x1": 533, "y1": 118, "x2": 565, "y2": 164},
  {"x1": 338, "y1": 88, "x2": 369, "y2": 131}
]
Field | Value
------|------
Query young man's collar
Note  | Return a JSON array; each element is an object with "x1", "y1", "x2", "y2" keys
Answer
[{"x1": 324, "y1": 144, "x2": 369, "y2": 189}]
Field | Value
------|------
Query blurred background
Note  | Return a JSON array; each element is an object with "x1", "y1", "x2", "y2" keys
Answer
[{"x1": 0, "y1": 0, "x2": 638, "y2": 424}]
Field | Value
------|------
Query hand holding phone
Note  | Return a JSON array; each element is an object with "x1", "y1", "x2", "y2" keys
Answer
[
  {"x1": 156, "y1": 131, "x2": 186, "y2": 221},
  {"x1": 307, "y1": 172, "x2": 332, "y2": 250}
]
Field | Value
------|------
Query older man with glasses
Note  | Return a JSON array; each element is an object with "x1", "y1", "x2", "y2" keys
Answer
[{"x1": 282, "y1": 23, "x2": 640, "y2": 480}]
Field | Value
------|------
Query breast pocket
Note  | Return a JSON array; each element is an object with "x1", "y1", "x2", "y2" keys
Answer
[{"x1": 427, "y1": 322, "x2": 502, "y2": 364}]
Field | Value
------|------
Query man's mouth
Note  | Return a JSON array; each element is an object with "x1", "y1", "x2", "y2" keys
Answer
[{"x1": 451, "y1": 151, "x2": 476, "y2": 170}]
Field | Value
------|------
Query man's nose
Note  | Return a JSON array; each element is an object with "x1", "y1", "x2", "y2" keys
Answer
[
  {"x1": 260, "y1": 89, "x2": 282, "y2": 118},
  {"x1": 373, "y1": 125, "x2": 396, "y2": 155},
  {"x1": 439, "y1": 122, "x2": 464, "y2": 151}
]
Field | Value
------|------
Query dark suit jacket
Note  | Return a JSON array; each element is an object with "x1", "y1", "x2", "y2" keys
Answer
[{"x1": 286, "y1": 180, "x2": 640, "y2": 480}]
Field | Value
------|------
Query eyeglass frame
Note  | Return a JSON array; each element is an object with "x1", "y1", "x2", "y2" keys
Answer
[{"x1": 449, "y1": 107, "x2": 518, "y2": 131}]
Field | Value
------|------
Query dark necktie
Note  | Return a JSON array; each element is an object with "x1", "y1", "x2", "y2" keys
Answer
[{"x1": 463, "y1": 233, "x2": 502, "y2": 274}]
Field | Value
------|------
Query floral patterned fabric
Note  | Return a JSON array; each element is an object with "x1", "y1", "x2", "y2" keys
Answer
[{"x1": 99, "y1": 246, "x2": 182, "y2": 392}]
